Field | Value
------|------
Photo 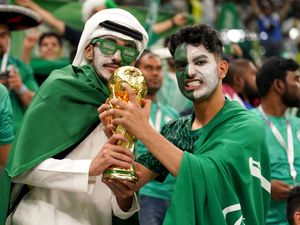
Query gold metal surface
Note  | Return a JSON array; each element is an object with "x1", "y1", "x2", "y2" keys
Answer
[{"x1": 103, "y1": 66, "x2": 147, "y2": 182}]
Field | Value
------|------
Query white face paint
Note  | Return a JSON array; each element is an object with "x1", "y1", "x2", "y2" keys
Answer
[
  {"x1": 92, "y1": 44, "x2": 116, "y2": 81},
  {"x1": 185, "y1": 45, "x2": 220, "y2": 100}
]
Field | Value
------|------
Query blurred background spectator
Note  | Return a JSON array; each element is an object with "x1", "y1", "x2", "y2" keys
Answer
[
  {"x1": 223, "y1": 58, "x2": 259, "y2": 109},
  {"x1": 21, "y1": 30, "x2": 69, "y2": 85},
  {"x1": 250, "y1": 0, "x2": 289, "y2": 57},
  {"x1": 0, "y1": 83, "x2": 14, "y2": 171},
  {"x1": 0, "y1": 5, "x2": 40, "y2": 134}
]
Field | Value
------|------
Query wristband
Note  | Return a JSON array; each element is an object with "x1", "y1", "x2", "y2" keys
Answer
[{"x1": 17, "y1": 84, "x2": 28, "y2": 95}]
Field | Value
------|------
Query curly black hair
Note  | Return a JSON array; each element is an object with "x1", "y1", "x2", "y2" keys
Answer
[
  {"x1": 168, "y1": 24, "x2": 223, "y2": 60},
  {"x1": 256, "y1": 56, "x2": 299, "y2": 97}
]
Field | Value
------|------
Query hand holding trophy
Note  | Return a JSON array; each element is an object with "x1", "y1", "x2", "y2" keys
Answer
[{"x1": 103, "y1": 66, "x2": 147, "y2": 182}]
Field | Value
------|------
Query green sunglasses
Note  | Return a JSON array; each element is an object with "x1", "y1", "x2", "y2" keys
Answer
[{"x1": 91, "y1": 38, "x2": 140, "y2": 65}]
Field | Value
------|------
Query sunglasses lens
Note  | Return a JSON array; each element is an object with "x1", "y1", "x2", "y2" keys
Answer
[
  {"x1": 121, "y1": 48, "x2": 138, "y2": 64},
  {"x1": 100, "y1": 40, "x2": 117, "y2": 56},
  {"x1": 92, "y1": 38, "x2": 139, "y2": 65}
]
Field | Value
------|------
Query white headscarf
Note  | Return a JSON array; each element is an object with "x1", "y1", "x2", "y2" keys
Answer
[
  {"x1": 81, "y1": 0, "x2": 105, "y2": 22},
  {"x1": 72, "y1": 8, "x2": 148, "y2": 67}
]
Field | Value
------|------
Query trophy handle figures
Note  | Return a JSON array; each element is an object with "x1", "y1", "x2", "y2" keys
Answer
[{"x1": 103, "y1": 66, "x2": 147, "y2": 182}]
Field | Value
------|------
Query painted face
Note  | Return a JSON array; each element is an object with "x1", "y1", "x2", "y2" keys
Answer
[
  {"x1": 174, "y1": 43, "x2": 220, "y2": 101},
  {"x1": 92, "y1": 36, "x2": 137, "y2": 81},
  {"x1": 39, "y1": 36, "x2": 61, "y2": 60}
]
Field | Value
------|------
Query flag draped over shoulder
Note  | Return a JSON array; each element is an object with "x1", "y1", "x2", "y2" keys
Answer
[
  {"x1": 0, "y1": 64, "x2": 109, "y2": 225},
  {"x1": 163, "y1": 101, "x2": 271, "y2": 225}
]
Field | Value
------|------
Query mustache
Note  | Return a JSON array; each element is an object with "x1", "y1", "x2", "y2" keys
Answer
[{"x1": 103, "y1": 61, "x2": 121, "y2": 67}]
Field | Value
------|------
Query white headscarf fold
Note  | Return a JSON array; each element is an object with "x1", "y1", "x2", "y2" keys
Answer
[
  {"x1": 72, "y1": 8, "x2": 148, "y2": 67},
  {"x1": 81, "y1": 0, "x2": 105, "y2": 22}
]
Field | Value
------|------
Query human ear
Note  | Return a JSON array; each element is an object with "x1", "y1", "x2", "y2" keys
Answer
[
  {"x1": 85, "y1": 44, "x2": 94, "y2": 61},
  {"x1": 273, "y1": 79, "x2": 286, "y2": 95},
  {"x1": 294, "y1": 211, "x2": 300, "y2": 225},
  {"x1": 219, "y1": 60, "x2": 228, "y2": 79}
]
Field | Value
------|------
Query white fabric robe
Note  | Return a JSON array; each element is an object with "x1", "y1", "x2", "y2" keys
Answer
[{"x1": 7, "y1": 124, "x2": 139, "y2": 225}]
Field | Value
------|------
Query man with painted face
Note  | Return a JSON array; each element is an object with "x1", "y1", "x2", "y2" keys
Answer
[
  {"x1": 0, "y1": 8, "x2": 148, "y2": 225},
  {"x1": 252, "y1": 57, "x2": 300, "y2": 225},
  {"x1": 99, "y1": 24, "x2": 271, "y2": 225}
]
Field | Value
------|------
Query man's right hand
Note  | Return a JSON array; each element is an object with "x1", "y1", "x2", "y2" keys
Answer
[
  {"x1": 89, "y1": 133, "x2": 134, "y2": 176},
  {"x1": 271, "y1": 180, "x2": 293, "y2": 201}
]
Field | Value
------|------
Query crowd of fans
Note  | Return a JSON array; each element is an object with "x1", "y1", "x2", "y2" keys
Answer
[{"x1": 0, "y1": 0, "x2": 300, "y2": 225}]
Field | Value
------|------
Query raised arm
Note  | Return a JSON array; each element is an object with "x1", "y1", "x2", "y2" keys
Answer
[
  {"x1": 250, "y1": 0, "x2": 261, "y2": 17},
  {"x1": 16, "y1": 0, "x2": 66, "y2": 34},
  {"x1": 152, "y1": 13, "x2": 187, "y2": 34},
  {"x1": 21, "y1": 29, "x2": 41, "y2": 64},
  {"x1": 278, "y1": 1, "x2": 290, "y2": 21}
]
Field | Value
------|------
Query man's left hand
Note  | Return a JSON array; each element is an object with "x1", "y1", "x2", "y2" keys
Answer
[
  {"x1": 102, "y1": 169, "x2": 141, "y2": 199},
  {"x1": 102, "y1": 170, "x2": 141, "y2": 212}
]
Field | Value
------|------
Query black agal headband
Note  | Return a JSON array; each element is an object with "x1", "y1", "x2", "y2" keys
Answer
[{"x1": 99, "y1": 20, "x2": 143, "y2": 41}]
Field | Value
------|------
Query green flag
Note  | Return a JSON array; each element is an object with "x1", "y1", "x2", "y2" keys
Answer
[
  {"x1": 216, "y1": 2, "x2": 241, "y2": 30},
  {"x1": 0, "y1": 64, "x2": 109, "y2": 225},
  {"x1": 163, "y1": 101, "x2": 271, "y2": 225}
]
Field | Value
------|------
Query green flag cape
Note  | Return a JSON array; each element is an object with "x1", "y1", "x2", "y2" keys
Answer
[
  {"x1": 163, "y1": 101, "x2": 271, "y2": 225},
  {"x1": 0, "y1": 64, "x2": 138, "y2": 225},
  {"x1": 30, "y1": 57, "x2": 70, "y2": 85}
]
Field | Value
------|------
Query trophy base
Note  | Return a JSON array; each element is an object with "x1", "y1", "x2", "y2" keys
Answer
[{"x1": 103, "y1": 167, "x2": 138, "y2": 182}]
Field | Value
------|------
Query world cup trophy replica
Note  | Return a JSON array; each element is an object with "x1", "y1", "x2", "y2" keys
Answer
[{"x1": 103, "y1": 66, "x2": 147, "y2": 182}]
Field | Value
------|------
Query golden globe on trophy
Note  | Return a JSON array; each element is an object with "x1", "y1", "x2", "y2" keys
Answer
[{"x1": 103, "y1": 66, "x2": 147, "y2": 182}]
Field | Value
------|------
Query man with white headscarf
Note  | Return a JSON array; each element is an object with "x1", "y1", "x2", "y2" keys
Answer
[{"x1": 0, "y1": 8, "x2": 148, "y2": 225}]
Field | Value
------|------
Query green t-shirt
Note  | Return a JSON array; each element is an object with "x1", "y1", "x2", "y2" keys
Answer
[
  {"x1": 0, "y1": 84, "x2": 14, "y2": 144},
  {"x1": 252, "y1": 108, "x2": 300, "y2": 225},
  {"x1": 1, "y1": 56, "x2": 39, "y2": 133},
  {"x1": 136, "y1": 101, "x2": 179, "y2": 200},
  {"x1": 137, "y1": 107, "x2": 202, "y2": 181}
]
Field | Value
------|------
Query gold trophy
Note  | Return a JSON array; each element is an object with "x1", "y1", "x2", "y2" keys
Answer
[{"x1": 103, "y1": 66, "x2": 147, "y2": 182}]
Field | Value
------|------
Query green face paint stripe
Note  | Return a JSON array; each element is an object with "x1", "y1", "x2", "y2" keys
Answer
[{"x1": 174, "y1": 43, "x2": 194, "y2": 100}]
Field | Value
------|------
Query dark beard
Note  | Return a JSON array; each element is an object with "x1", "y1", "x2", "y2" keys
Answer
[
  {"x1": 244, "y1": 82, "x2": 259, "y2": 100},
  {"x1": 147, "y1": 87, "x2": 160, "y2": 96},
  {"x1": 282, "y1": 90, "x2": 300, "y2": 107}
]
